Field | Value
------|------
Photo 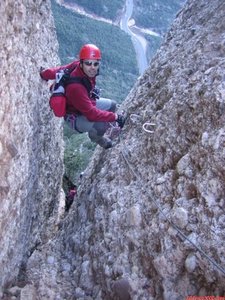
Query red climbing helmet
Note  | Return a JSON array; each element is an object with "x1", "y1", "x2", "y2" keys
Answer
[{"x1": 79, "y1": 44, "x2": 101, "y2": 60}]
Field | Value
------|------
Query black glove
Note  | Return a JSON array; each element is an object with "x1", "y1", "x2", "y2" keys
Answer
[{"x1": 117, "y1": 114, "x2": 126, "y2": 128}]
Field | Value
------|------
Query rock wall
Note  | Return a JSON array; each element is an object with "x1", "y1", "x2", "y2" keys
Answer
[
  {"x1": 24, "y1": 0, "x2": 225, "y2": 299},
  {"x1": 0, "y1": 0, "x2": 64, "y2": 293},
  {"x1": 1, "y1": 0, "x2": 225, "y2": 299}
]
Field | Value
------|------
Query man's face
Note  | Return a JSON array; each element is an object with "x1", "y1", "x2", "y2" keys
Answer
[{"x1": 81, "y1": 60, "x2": 100, "y2": 78}]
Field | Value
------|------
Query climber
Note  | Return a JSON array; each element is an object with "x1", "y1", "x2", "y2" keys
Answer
[
  {"x1": 40, "y1": 44, "x2": 126, "y2": 149},
  {"x1": 65, "y1": 184, "x2": 77, "y2": 211}
]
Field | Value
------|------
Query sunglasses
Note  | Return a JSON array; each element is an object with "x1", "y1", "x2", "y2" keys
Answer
[{"x1": 83, "y1": 61, "x2": 100, "y2": 67}]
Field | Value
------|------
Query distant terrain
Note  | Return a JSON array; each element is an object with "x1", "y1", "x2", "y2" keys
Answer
[
  {"x1": 132, "y1": 0, "x2": 186, "y2": 60},
  {"x1": 133, "y1": 0, "x2": 185, "y2": 32},
  {"x1": 63, "y1": 0, "x2": 124, "y2": 22},
  {"x1": 55, "y1": 0, "x2": 186, "y2": 71},
  {"x1": 51, "y1": 0, "x2": 138, "y2": 103}
]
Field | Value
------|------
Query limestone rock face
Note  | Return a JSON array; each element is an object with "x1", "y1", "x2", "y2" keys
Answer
[
  {"x1": 1, "y1": 0, "x2": 225, "y2": 299},
  {"x1": 0, "y1": 0, "x2": 64, "y2": 292},
  {"x1": 24, "y1": 0, "x2": 225, "y2": 299}
]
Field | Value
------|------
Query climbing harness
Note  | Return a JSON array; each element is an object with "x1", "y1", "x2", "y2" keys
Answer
[{"x1": 118, "y1": 115, "x2": 225, "y2": 277}]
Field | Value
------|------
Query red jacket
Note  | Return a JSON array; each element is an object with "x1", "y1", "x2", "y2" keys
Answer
[{"x1": 41, "y1": 61, "x2": 116, "y2": 122}]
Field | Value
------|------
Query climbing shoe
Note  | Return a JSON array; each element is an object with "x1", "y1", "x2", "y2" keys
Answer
[
  {"x1": 98, "y1": 136, "x2": 113, "y2": 149},
  {"x1": 104, "y1": 140, "x2": 113, "y2": 149}
]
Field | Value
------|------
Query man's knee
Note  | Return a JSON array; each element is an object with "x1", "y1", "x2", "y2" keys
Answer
[
  {"x1": 110, "y1": 100, "x2": 117, "y2": 112},
  {"x1": 93, "y1": 122, "x2": 108, "y2": 136}
]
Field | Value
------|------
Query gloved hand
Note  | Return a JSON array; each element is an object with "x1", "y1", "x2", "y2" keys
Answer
[
  {"x1": 39, "y1": 66, "x2": 47, "y2": 81},
  {"x1": 116, "y1": 114, "x2": 126, "y2": 128}
]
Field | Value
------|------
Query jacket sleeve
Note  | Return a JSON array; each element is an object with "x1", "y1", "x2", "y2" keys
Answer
[
  {"x1": 40, "y1": 61, "x2": 77, "y2": 81},
  {"x1": 66, "y1": 83, "x2": 116, "y2": 122},
  {"x1": 40, "y1": 66, "x2": 61, "y2": 80}
]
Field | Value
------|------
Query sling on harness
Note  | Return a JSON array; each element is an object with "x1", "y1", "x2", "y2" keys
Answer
[{"x1": 49, "y1": 66, "x2": 92, "y2": 117}]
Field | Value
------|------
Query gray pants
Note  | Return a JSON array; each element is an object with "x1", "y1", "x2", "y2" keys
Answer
[{"x1": 65, "y1": 98, "x2": 117, "y2": 146}]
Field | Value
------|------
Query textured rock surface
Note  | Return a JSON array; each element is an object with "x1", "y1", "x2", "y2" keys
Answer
[
  {"x1": 0, "y1": 0, "x2": 64, "y2": 294},
  {"x1": 1, "y1": 0, "x2": 225, "y2": 299},
  {"x1": 25, "y1": 0, "x2": 225, "y2": 299}
]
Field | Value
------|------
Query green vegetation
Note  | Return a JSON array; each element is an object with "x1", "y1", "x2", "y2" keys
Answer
[
  {"x1": 64, "y1": 0, "x2": 125, "y2": 21},
  {"x1": 145, "y1": 34, "x2": 163, "y2": 62},
  {"x1": 63, "y1": 125, "x2": 95, "y2": 180},
  {"x1": 133, "y1": 0, "x2": 185, "y2": 33},
  {"x1": 51, "y1": 0, "x2": 138, "y2": 102},
  {"x1": 132, "y1": 0, "x2": 185, "y2": 62},
  {"x1": 51, "y1": 0, "x2": 138, "y2": 185}
]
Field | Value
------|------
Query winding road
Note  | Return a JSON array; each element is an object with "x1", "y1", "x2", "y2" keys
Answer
[{"x1": 120, "y1": 0, "x2": 148, "y2": 74}]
